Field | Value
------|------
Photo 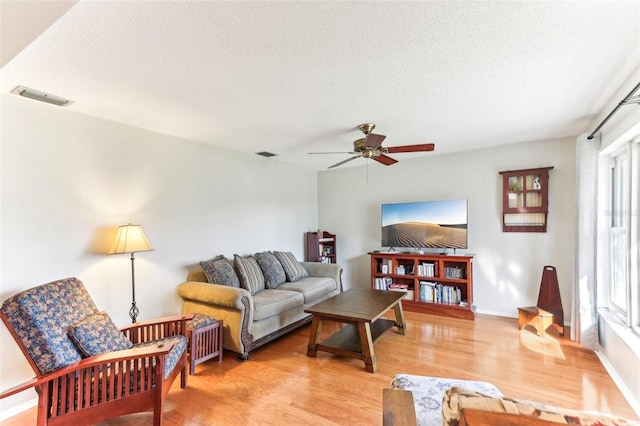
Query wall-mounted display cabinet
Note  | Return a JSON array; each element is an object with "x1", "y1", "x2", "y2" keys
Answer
[
  {"x1": 499, "y1": 166, "x2": 554, "y2": 232},
  {"x1": 305, "y1": 230, "x2": 337, "y2": 263}
]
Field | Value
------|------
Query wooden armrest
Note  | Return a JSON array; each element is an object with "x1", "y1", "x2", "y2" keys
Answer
[
  {"x1": 121, "y1": 314, "x2": 195, "y2": 343},
  {"x1": 0, "y1": 377, "x2": 39, "y2": 399},
  {"x1": 383, "y1": 389, "x2": 417, "y2": 426},
  {"x1": 0, "y1": 343, "x2": 174, "y2": 399},
  {"x1": 57, "y1": 344, "x2": 175, "y2": 377},
  {"x1": 121, "y1": 314, "x2": 194, "y2": 330},
  {"x1": 459, "y1": 409, "x2": 566, "y2": 426},
  {"x1": 86, "y1": 343, "x2": 174, "y2": 363}
]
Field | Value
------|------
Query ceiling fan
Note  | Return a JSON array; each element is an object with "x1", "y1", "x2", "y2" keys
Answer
[{"x1": 309, "y1": 123, "x2": 435, "y2": 169}]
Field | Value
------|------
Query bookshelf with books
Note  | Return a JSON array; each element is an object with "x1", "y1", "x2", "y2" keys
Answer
[
  {"x1": 305, "y1": 230, "x2": 337, "y2": 263},
  {"x1": 369, "y1": 252, "x2": 474, "y2": 320}
]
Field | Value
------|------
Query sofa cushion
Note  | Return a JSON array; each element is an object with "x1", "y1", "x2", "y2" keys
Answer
[
  {"x1": 200, "y1": 256, "x2": 240, "y2": 288},
  {"x1": 442, "y1": 387, "x2": 637, "y2": 426},
  {"x1": 68, "y1": 311, "x2": 133, "y2": 357},
  {"x1": 252, "y1": 289, "x2": 304, "y2": 321},
  {"x1": 234, "y1": 255, "x2": 265, "y2": 295},
  {"x1": 278, "y1": 276, "x2": 337, "y2": 304},
  {"x1": 254, "y1": 251, "x2": 287, "y2": 289},
  {"x1": 274, "y1": 251, "x2": 308, "y2": 282}
]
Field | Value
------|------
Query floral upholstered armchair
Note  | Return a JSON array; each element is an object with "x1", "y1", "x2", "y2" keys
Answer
[{"x1": 0, "y1": 277, "x2": 193, "y2": 426}]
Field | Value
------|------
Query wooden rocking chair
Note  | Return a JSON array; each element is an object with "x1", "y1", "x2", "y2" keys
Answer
[{"x1": 0, "y1": 277, "x2": 194, "y2": 425}]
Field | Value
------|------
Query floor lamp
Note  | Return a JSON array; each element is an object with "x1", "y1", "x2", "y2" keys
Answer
[{"x1": 108, "y1": 223, "x2": 153, "y2": 323}]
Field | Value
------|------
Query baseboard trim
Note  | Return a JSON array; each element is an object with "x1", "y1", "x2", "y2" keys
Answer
[
  {"x1": 596, "y1": 350, "x2": 640, "y2": 417},
  {"x1": 474, "y1": 309, "x2": 517, "y2": 318},
  {"x1": 475, "y1": 309, "x2": 571, "y2": 327},
  {"x1": 0, "y1": 397, "x2": 36, "y2": 421}
]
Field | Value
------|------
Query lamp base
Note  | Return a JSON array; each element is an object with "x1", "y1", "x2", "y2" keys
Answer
[{"x1": 129, "y1": 302, "x2": 139, "y2": 323}]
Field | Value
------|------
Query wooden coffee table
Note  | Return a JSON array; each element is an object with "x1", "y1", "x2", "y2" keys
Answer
[{"x1": 304, "y1": 289, "x2": 406, "y2": 373}]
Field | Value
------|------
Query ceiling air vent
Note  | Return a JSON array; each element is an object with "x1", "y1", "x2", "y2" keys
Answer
[
  {"x1": 256, "y1": 151, "x2": 277, "y2": 158},
  {"x1": 10, "y1": 85, "x2": 73, "y2": 107}
]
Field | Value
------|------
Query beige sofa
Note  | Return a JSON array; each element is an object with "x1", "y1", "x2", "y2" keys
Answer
[{"x1": 178, "y1": 255, "x2": 342, "y2": 360}]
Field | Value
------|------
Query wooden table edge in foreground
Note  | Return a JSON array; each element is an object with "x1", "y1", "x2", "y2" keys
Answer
[{"x1": 305, "y1": 289, "x2": 407, "y2": 373}]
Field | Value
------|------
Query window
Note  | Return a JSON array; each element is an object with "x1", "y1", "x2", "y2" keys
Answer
[
  {"x1": 610, "y1": 152, "x2": 629, "y2": 318},
  {"x1": 607, "y1": 140, "x2": 640, "y2": 330}
]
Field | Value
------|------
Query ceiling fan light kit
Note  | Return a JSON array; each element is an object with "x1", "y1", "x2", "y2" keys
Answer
[{"x1": 309, "y1": 123, "x2": 435, "y2": 169}]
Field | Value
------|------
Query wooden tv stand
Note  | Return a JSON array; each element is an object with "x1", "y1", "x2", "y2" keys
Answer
[{"x1": 369, "y1": 252, "x2": 474, "y2": 320}]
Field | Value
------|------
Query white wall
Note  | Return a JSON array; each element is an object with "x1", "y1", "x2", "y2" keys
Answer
[
  {"x1": 0, "y1": 94, "x2": 318, "y2": 415},
  {"x1": 317, "y1": 137, "x2": 576, "y2": 319},
  {"x1": 593, "y1": 65, "x2": 640, "y2": 151}
]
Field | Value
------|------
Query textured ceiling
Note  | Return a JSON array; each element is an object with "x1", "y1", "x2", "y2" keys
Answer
[{"x1": 1, "y1": 1, "x2": 639, "y2": 170}]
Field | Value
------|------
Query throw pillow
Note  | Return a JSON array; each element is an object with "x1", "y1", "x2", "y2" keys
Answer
[
  {"x1": 200, "y1": 255, "x2": 240, "y2": 288},
  {"x1": 254, "y1": 251, "x2": 287, "y2": 289},
  {"x1": 233, "y1": 255, "x2": 265, "y2": 295},
  {"x1": 68, "y1": 311, "x2": 133, "y2": 357},
  {"x1": 274, "y1": 251, "x2": 308, "y2": 282}
]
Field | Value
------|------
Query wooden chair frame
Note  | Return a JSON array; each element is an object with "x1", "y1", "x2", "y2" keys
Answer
[{"x1": 1, "y1": 313, "x2": 194, "y2": 426}]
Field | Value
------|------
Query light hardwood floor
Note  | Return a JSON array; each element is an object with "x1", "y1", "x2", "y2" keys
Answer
[{"x1": 2, "y1": 312, "x2": 637, "y2": 425}]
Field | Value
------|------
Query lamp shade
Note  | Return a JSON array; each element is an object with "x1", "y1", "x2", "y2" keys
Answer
[{"x1": 108, "y1": 224, "x2": 153, "y2": 254}]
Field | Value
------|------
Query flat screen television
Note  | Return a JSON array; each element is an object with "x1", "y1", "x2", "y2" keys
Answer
[{"x1": 381, "y1": 199, "x2": 468, "y2": 250}]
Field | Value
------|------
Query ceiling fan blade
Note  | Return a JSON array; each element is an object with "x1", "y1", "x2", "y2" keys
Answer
[
  {"x1": 365, "y1": 133, "x2": 386, "y2": 149},
  {"x1": 374, "y1": 154, "x2": 398, "y2": 166},
  {"x1": 386, "y1": 143, "x2": 435, "y2": 153},
  {"x1": 328, "y1": 155, "x2": 362, "y2": 169},
  {"x1": 308, "y1": 151, "x2": 356, "y2": 154}
]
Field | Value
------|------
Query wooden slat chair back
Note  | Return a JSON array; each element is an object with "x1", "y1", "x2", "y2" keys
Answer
[
  {"x1": 0, "y1": 277, "x2": 193, "y2": 425},
  {"x1": 517, "y1": 266, "x2": 564, "y2": 337},
  {"x1": 536, "y1": 265, "x2": 564, "y2": 333}
]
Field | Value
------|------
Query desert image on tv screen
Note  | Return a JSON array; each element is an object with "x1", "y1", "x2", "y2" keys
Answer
[{"x1": 381, "y1": 200, "x2": 467, "y2": 249}]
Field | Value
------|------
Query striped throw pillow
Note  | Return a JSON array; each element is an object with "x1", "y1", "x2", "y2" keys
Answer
[
  {"x1": 233, "y1": 255, "x2": 265, "y2": 295},
  {"x1": 274, "y1": 251, "x2": 308, "y2": 282}
]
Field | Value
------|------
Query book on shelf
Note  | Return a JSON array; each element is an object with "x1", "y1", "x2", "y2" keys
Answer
[
  {"x1": 419, "y1": 281, "x2": 437, "y2": 302},
  {"x1": 378, "y1": 259, "x2": 393, "y2": 274},
  {"x1": 375, "y1": 280, "x2": 415, "y2": 300},
  {"x1": 417, "y1": 262, "x2": 435, "y2": 277},
  {"x1": 374, "y1": 277, "x2": 393, "y2": 290},
  {"x1": 388, "y1": 283, "x2": 409, "y2": 291},
  {"x1": 444, "y1": 266, "x2": 465, "y2": 279},
  {"x1": 388, "y1": 285, "x2": 414, "y2": 300},
  {"x1": 418, "y1": 281, "x2": 462, "y2": 304}
]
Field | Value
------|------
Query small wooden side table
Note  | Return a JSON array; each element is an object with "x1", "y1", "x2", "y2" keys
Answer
[{"x1": 186, "y1": 314, "x2": 223, "y2": 375}]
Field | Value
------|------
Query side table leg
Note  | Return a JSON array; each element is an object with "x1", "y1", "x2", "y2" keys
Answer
[
  {"x1": 393, "y1": 301, "x2": 407, "y2": 336},
  {"x1": 217, "y1": 320, "x2": 224, "y2": 362},
  {"x1": 306, "y1": 316, "x2": 322, "y2": 357},
  {"x1": 358, "y1": 321, "x2": 376, "y2": 373}
]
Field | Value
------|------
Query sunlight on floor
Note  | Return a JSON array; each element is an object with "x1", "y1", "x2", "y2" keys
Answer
[{"x1": 519, "y1": 328, "x2": 566, "y2": 360}]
